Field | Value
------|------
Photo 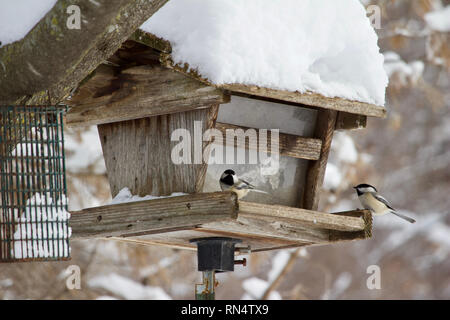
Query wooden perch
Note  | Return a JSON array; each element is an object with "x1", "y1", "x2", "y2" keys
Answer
[
  {"x1": 70, "y1": 192, "x2": 372, "y2": 252},
  {"x1": 70, "y1": 192, "x2": 239, "y2": 239},
  {"x1": 198, "y1": 204, "x2": 370, "y2": 246},
  {"x1": 66, "y1": 65, "x2": 229, "y2": 127},
  {"x1": 215, "y1": 122, "x2": 322, "y2": 160},
  {"x1": 239, "y1": 202, "x2": 366, "y2": 232}
]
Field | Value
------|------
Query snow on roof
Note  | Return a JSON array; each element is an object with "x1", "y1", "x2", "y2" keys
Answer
[
  {"x1": 0, "y1": 0, "x2": 57, "y2": 47},
  {"x1": 141, "y1": 0, "x2": 388, "y2": 106}
]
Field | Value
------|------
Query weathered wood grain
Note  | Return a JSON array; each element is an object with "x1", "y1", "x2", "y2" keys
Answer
[
  {"x1": 0, "y1": 0, "x2": 168, "y2": 105},
  {"x1": 70, "y1": 195, "x2": 371, "y2": 249},
  {"x1": 335, "y1": 112, "x2": 367, "y2": 130},
  {"x1": 70, "y1": 192, "x2": 238, "y2": 239},
  {"x1": 238, "y1": 202, "x2": 366, "y2": 231},
  {"x1": 301, "y1": 109, "x2": 338, "y2": 210},
  {"x1": 98, "y1": 106, "x2": 219, "y2": 198},
  {"x1": 196, "y1": 105, "x2": 220, "y2": 192},
  {"x1": 66, "y1": 64, "x2": 230, "y2": 127},
  {"x1": 130, "y1": 29, "x2": 172, "y2": 54},
  {"x1": 159, "y1": 52, "x2": 387, "y2": 118},
  {"x1": 215, "y1": 122, "x2": 322, "y2": 160},
  {"x1": 329, "y1": 209, "x2": 372, "y2": 242}
]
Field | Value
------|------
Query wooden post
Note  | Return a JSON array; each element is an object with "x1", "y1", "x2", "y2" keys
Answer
[{"x1": 300, "y1": 109, "x2": 338, "y2": 210}]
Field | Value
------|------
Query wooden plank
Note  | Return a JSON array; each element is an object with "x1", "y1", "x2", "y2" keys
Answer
[
  {"x1": 198, "y1": 220, "x2": 326, "y2": 245},
  {"x1": 329, "y1": 209, "x2": 372, "y2": 242},
  {"x1": 95, "y1": 207, "x2": 372, "y2": 252},
  {"x1": 215, "y1": 122, "x2": 322, "y2": 160},
  {"x1": 70, "y1": 192, "x2": 238, "y2": 239},
  {"x1": 159, "y1": 52, "x2": 387, "y2": 118},
  {"x1": 98, "y1": 106, "x2": 219, "y2": 198},
  {"x1": 66, "y1": 64, "x2": 230, "y2": 127},
  {"x1": 335, "y1": 112, "x2": 367, "y2": 130},
  {"x1": 238, "y1": 202, "x2": 366, "y2": 232},
  {"x1": 70, "y1": 194, "x2": 371, "y2": 250},
  {"x1": 126, "y1": 231, "x2": 301, "y2": 252},
  {"x1": 301, "y1": 109, "x2": 338, "y2": 210},
  {"x1": 220, "y1": 84, "x2": 386, "y2": 118},
  {"x1": 130, "y1": 29, "x2": 172, "y2": 54}
]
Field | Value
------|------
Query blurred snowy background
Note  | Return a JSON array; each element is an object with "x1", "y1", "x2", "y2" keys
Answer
[{"x1": 1, "y1": 0, "x2": 449, "y2": 300}]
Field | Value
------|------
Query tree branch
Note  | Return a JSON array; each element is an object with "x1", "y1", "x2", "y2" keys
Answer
[
  {"x1": 0, "y1": 0, "x2": 168, "y2": 105},
  {"x1": 261, "y1": 249, "x2": 300, "y2": 300}
]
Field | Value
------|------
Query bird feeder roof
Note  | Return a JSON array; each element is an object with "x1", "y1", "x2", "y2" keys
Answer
[{"x1": 135, "y1": 0, "x2": 388, "y2": 118}]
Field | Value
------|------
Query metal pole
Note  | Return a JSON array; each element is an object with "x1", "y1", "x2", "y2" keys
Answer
[{"x1": 195, "y1": 270, "x2": 216, "y2": 300}]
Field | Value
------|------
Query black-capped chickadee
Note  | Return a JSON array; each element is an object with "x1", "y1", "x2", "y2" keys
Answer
[
  {"x1": 220, "y1": 169, "x2": 265, "y2": 199},
  {"x1": 354, "y1": 184, "x2": 416, "y2": 224}
]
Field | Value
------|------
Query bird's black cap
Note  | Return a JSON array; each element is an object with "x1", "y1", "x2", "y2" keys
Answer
[
  {"x1": 353, "y1": 183, "x2": 377, "y2": 192},
  {"x1": 223, "y1": 169, "x2": 235, "y2": 175}
]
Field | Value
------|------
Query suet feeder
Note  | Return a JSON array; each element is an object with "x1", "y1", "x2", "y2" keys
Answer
[
  {"x1": 0, "y1": 106, "x2": 70, "y2": 262},
  {"x1": 67, "y1": 30, "x2": 382, "y2": 254}
]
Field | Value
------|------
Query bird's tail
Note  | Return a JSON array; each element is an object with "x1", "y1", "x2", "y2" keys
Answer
[
  {"x1": 251, "y1": 189, "x2": 269, "y2": 194},
  {"x1": 390, "y1": 210, "x2": 416, "y2": 224}
]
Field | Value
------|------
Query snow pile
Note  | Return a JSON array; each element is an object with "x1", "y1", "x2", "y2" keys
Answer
[
  {"x1": 324, "y1": 163, "x2": 343, "y2": 191},
  {"x1": 322, "y1": 272, "x2": 352, "y2": 300},
  {"x1": 0, "y1": 278, "x2": 13, "y2": 288},
  {"x1": 110, "y1": 187, "x2": 187, "y2": 205},
  {"x1": 241, "y1": 277, "x2": 281, "y2": 300},
  {"x1": 0, "y1": 0, "x2": 57, "y2": 47},
  {"x1": 64, "y1": 126, "x2": 106, "y2": 174},
  {"x1": 139, "y1": 255, "x2": 179, "y2": 278},
  {"x1": 89, "y1": 273, "x2": 172, "y2": 300},
  {"x1": 324, "y1": 132, "x2": 358, "y2": 190},
  {"x1": 384, "y1": 51, "x2": 424, "y2": 86},
  {"x1": 12, "y1": 193, "x2": 71, "y2": 259},
  {"x1": 142, "y1": 0, "x2": 388, "y2": 106},
  {"x1": 425, "y1": 6, "x2": 450, "y2": 32},
  {"x1": 330, "y1": 132, "x2": 358, "y2": 164}
]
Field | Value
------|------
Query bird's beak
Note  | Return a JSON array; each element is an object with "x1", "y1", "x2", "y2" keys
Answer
[{"x1": 353, "y1": 186, "x2": 357, "y2": 189}]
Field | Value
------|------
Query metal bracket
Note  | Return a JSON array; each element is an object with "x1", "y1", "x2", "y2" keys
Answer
[{"x1": 190, "y1": 237, "x2": 245, "y2": 300}]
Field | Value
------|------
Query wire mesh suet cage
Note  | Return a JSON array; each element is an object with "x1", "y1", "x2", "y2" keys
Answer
[{"x1": 0, "y1": 106, "x2": 70, "y2": 262}]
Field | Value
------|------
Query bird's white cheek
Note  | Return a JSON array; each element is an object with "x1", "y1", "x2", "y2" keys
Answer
[{"x1": 232, "y1": 188, "x2": 250, "y2": 199}]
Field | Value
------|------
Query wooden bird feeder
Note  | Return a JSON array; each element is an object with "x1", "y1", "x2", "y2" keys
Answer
[{"x1": 66, "y1": 29, "x2": 385, "y2": 253}]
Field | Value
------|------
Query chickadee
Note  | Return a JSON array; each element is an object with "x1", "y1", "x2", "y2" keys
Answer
[
  {"x1": 354, "y1": 184, "x2": 416, "y2": 224},
  {"x1": 220, "y1": 169, "x2": 263, "y2": 199}
]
